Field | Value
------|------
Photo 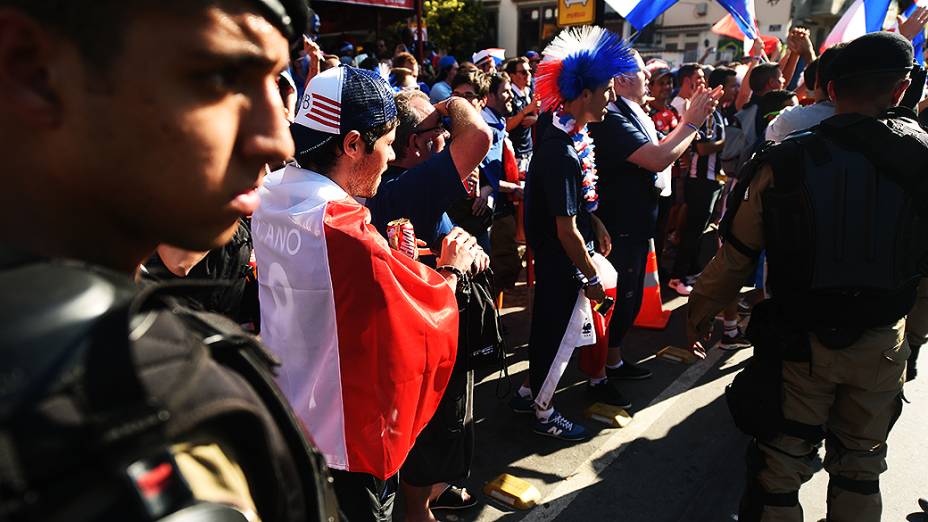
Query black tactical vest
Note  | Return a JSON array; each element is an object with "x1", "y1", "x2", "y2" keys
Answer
[
  {"x1": 725, "y1": 109, "x2": 928, "y2": 329},
  {"x1": 0, "y1": 255, "x2": 338, "y2": 521}
]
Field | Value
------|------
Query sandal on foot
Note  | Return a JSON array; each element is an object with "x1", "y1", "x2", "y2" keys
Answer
[{"x1": 431, "y1": 485, "x2": 478, "y2": 511}]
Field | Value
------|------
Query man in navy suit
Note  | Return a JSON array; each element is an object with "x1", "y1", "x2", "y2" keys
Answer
[{"x1": 587, "y1": 50, "x2": 722, "y2": 406}]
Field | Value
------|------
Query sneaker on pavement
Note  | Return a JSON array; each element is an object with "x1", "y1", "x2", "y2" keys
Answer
[
  {"x1": 509, "y1": 393, "x2": 535, "y2": 414},
  {"x1": 587, "y1": 379, "x2": 632, "y2": 409},
  {"x1": 737, "y1": 297, "x2": 753, "y2": 317},
  {"x1": 719, "y1": 328, "x2": 753, "y2": 351},
  {"x1": 607, "y1": 360, "x2": 653, "y2": 380},
  {"x1": 532, "y1": 411, "x2": 589, "y2": 442},
  {"x1": 668, "y1": 278, "x2": 693, "y2": 296}
]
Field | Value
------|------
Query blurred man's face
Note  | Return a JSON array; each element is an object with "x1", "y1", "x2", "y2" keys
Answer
[
  {"x1": 683, "y1": 68, "x2": 706, "y2": 95},
  {"x1": 650, "y1": 74, "x2": 673, "y2": 102},
  {"x1": 349, "y1": 127, "x2": 397, "y2": 198},
  {"x1": 511, "y1": 61, "x2": 532, "y2": 88},
  {"x1": 773, "y1": 72, "x2": 786, "y2": 90},
  {"x1": 452, "y1": 84, "x2": 484, "y2": 110},
  {"x1": 404, "y1": 97, "x2": 448, "y2": 164},
  {"x1": 489, "y1": 80, "x2": 513, "y2": 114},
  {"x1": 322, "y1": 57, "x2": 340, "y2": 70},
  {"x1": 722, "y1": 75, "x2": 739, "y2": 104},
  {"x1": 478, "y1": 60, "x2": 495, "y2": 74},
  {"x1": 584, "y1": 79, "x2": 616, "y2": 123},
  {"x1": 618, "y1": 54, "x2": 648, "y2": 104},
  {"x1": 34, "y1": 4, "x2": 293, "y2": 251},
  {"x1": 445, "y1": 63, "x2": 459, "y2": 82},
  {"x1": 398, "y1": 75, "x2": 419, "y2": 91}
]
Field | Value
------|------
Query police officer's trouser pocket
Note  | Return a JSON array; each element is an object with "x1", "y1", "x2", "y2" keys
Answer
[{"x1": 875, "y1": 341, "x2": 910, "y2": 391}]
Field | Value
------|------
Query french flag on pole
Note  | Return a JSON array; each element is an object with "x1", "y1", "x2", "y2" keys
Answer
[
  {"x1": 607, "y1": 0, "x2": 758, "y2": 41},
  {"x1": 606, "y1": 0, "x2": 680, "y2": 30},
  {"x1": 821, "y1": 0, "x2": 892, "y2": 52}
]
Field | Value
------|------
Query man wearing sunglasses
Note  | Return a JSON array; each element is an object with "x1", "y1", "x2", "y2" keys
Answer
[{"x1": 504, "y1": 57, "x2": 539, "y2": 173}]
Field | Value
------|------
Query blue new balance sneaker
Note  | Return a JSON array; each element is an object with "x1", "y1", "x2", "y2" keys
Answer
[{"x1": 532, "y1": 411, "x2": 589, "y2": 441}]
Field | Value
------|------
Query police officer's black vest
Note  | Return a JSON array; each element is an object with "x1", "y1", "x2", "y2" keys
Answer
[
  {"x1": 0, "y1": 257, "x2": 339, "y2": 521},
  {"x1": 723, "y1": 108, "x2": 928, "y2": 329}
]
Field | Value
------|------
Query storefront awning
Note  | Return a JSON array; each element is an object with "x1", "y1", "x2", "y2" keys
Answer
[{"x1": 316, "y1": 0, "x2": 414, "y2": 10}]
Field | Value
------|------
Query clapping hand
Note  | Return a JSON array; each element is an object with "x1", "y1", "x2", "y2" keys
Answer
[
  {"x1": 682, "y1": 85, "x2": 724, "y2": 128},
  {"x1": 787, "y1": 27, "x2": 815, "y2": 60}
]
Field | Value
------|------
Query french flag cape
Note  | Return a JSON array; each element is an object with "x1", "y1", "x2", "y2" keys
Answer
[{"x1": 252, "y1": 165, "x2": 458, "y2": 479}]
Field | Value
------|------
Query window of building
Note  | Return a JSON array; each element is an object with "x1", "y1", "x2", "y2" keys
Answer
[
  {"x1": 684, "y1": 41, "x2": 699, "y2": 62},
  {"x1": 518, "y1": 4, "x2": 557, "y2": 55},
  {"x1": 769, "y1": 24, "x2": 782, "y2": 32}
]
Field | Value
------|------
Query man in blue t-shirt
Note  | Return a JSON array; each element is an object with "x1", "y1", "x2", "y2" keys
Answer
[
  {"x1": 519, "y1": 80, "x2": 616, "y2": 443},
  {"x1": 366, "y1": 90, "x2": 491, "y2": 249},
  {"x1": 484, "y1": 73, "x2": 525, "y2": 292},
  {"x1": 589, "y1": 50, "x2": 722, "y2": 400}
]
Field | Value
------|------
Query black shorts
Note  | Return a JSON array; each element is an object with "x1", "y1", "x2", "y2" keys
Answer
[{"x1": 400, "y1": 367, "x2": 475, "y2": 487}]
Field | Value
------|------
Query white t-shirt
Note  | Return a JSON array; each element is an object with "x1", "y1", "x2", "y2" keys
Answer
[
  {"x1": 765, "y1": 101, "x2": 836, "y2": 143},
  {"x1": 670, "y1": 95, "x2": 688, "y2": 116}
]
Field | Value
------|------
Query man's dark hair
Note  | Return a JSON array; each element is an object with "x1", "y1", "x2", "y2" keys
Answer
[
  {"x1": 816, "y1": 43, "x2": 846, "y2": 93},
  {"x1": 677, "y1": 63, "x2": 701, "y2": 83},
  {"x1": 451, "y1": 70, "x2": 490, "y2": 97},
  {"x1": 392, "y1": 90, "x2": 430, "y2": 160},
  {"x1": 0, "y1": 0, "x2": 303, "y2": 69},
  {"x1": 707, "y1": 66, "x2": 736, "y2": 89},
  {"x1": 503, "y1": 57, "x2": 530, "y2": 74},
  {"x1": 296, "y1": 120, "x2": 398, "y2": 173},
  {"x1": 488, "y1": 72, "x2": 511, "y2": 97},
  {"x1": 803, "y1": 59, "x2": 819, "y2": 93},
  {"x1": 749, "y1": 62, "x2": 782, "y2": 93},
  {"x1": 393, "y1": 52, "x2": 417, "y2": 70},
  {"x1": 758, "y1": 89, "x2": 796, "y2": 117}
]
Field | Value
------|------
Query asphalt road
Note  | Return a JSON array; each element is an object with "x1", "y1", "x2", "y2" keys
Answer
[{"x1": 428, "y1": 280, "x2": 928, "y2": 522}]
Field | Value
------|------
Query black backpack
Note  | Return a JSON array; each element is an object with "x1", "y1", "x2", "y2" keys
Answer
[{"x1": 0, "y1": 259, "x2": 338, "y2": 521}]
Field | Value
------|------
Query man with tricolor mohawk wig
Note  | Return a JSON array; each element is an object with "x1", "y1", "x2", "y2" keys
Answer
[
  {"x1": 513, "y1": 26, "x2": 637, "y2": 441},
  {"x1": 534, "y1": 25, "x2": 637, "y2": 114}
]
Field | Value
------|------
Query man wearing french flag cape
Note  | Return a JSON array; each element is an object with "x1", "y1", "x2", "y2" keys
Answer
[
  {"x1": 252, "y1": 65, "x2": 479, "y2": 522},
  {"x1": 516, "y1": 26, "x2": 638, "y2": 442}
]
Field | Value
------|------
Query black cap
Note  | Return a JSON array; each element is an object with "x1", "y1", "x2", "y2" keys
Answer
[
  {"x1": 250, "y1": 0, "x2": 310, "y2": 59},
  {"x1": 828, "y1": 31, "x2": 914, "y2": 81}
]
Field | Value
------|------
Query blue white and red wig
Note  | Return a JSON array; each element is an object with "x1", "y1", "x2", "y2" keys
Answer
[{"x1": 535, "y1": 26, "x2": 638, "y2": 113}]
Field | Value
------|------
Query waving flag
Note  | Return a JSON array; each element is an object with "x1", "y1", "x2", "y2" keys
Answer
[
  {"x1": 604, "y1": 0, "x2": 679, "y2": 31},
  {"x1": 253, "y1": 166, "x2": 458, "y2": 479},
  {"x1": 821, "y1": 0, "x2": 893, "y2": 52},
  {"x1": 716, "y1": 0, "x2": 758, "y2": 40}
]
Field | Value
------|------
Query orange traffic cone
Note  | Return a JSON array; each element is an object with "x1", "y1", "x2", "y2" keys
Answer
[{"x1": 633, "y1": 238, "x2": 672, "y2": 330}]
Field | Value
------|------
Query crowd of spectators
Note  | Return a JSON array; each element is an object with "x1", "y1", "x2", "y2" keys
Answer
[
  {"x1": 142, "y1": 23, "x2": 928, "y2": 521},
  {"x1": 14, "y1": 1, "x2": 928, "y2": 518}
]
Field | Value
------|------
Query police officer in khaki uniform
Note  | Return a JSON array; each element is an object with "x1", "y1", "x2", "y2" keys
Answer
[{"x1": 687, "y1": 32, "x2": 928, "y2": 522}]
